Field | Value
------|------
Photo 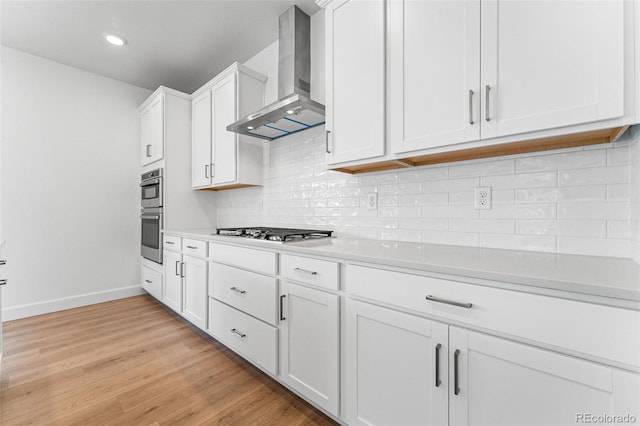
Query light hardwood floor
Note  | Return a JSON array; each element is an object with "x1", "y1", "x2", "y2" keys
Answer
[{"x1": 0, "y1": 295, "x2": 337, "y2": 425}]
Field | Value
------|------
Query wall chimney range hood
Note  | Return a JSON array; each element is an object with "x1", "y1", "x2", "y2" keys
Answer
[{"x1": 227, "y1": 6, "x2": 325, "y2": 141}]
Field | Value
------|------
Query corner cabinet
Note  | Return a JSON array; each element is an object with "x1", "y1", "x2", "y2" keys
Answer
[
  {"x1": 319, "y1": 0, "x2": 636, "y2": 173},
  {"x1": 191, "y1": 63, "x2": 267, "y2": 191}
]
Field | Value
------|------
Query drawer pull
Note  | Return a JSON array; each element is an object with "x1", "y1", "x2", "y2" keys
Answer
[
  {"x1": 166, "y1": 241, "x2": 175, "y2": 245},
  {"x1": 0, "y1": 260, "x2": 6, "y2": 266},
  {"x1": 454, "y1": 349, "x2": 461, "y2": 396},
  {"x1": 435, "y1": 343, "x2": 442, "y2": 387},
  {"x1": 145, "y1": 279, "x2": 152, "y2": 284},
  {"x1": 280, "y1": 294, "x2": 286, "y2": 321},
  {"x1": 0, "y1": 279, "x2": 7, "y2": 286},
  {"x1": 426, "y1": 295, "x2": 472, "y2": 309},
  {"x1": 294, "y1": 267, "x2": 317, "y2": 275},
  {"x1": 230, "y1": 286, "x2": 246, "y2": 295},
  {"x1": 186, "y1": 245, "x2": 198, "y2": 250},
  {"x1": 231, "y1": 328, "x2": 246, "y2": 338}
]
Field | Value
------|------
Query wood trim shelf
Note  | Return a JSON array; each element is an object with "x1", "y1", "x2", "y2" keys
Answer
[
  {"x1": 199, "y1": 183, "x2": 260, "y2": 191},
  {"x1": 330, "y1": 126, "x2": 629, "y2": 174}
]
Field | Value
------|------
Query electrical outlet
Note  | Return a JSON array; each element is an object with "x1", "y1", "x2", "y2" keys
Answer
[
  {"x1": 367, "y1": 192, "x2": 378, "y2": 210},
  {"x1": 474, "y1": 186, "x2": 492, "y2": 210},
  {"x1": 257, "y1": 199, "x2": 263, "y2": 212}
]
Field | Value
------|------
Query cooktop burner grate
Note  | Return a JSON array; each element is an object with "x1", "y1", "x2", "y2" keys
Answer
[{"x1": 215, "y1": 227, "x2": 333, "y2": 242}]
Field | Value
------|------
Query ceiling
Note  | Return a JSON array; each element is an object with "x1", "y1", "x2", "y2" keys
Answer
[{"x1": 0, "y1": 1, "x2": 321, "y2": 93}]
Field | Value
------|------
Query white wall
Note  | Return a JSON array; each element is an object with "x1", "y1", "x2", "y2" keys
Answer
[{"x1": 1, "y1": 47, "x2": 152, "y2": 320}]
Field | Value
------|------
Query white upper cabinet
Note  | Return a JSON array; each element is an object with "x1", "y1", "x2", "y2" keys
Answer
[
  {"x1": 480, "y1": 0, "x2": 624, "y2": 139},
  {"x1": 191, "y1": 63, "x2": 266, "y2": 190},
  {"x1": 140, "y1": 92, "x2": 164, "y2": 166},
  {"x1": 388, "y1": 0, "x2": 480, "y2": 153},
  {"x1": 325, "y1": 0, "x2": 385, "y2": 165},
  {"x1": 191, "y1": 90, "x2": 211, "y2": 188},
  {"x1": 320, "y1": 0, "x2": 635, "y2": 170}
]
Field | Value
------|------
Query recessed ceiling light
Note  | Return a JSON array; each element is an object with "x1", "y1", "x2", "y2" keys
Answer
[
  {"x1": 286, "y1": 110, "x2": 295, "y2": 114},
  {"x1": 247, "y1": 126, "x2": 254, "y2": 130},
  {"x1": 104, "y1": 33, "x2": 127, "y2": 46}
]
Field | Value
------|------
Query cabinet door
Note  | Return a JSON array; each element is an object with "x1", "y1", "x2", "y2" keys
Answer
[
  {"x1": 388, "y1": 0, "x2": 480, "y2": 154},
  {"x1": 481, "y1": 0, "x2": 624, "y2": 139},
  {"x1": 449, "y1": 327, "x2": 640, "y2": 426},
  {"x1": 141, "y1": 265, "x2": 162, "y2": 301},
  {"x1": 141, "y1": 94, "x2": 164, "y2": 166},
  {"x1": 162, "y1": 250, "x2": 182, "y2": 313},
  {"x1": 192, "y1": 90, "x2": 212, "y2": 188},
  {"x1": 325, "y1": 0, "x2": 385, "y2": 164},
  {"x1": 280, "y1": 282, "x2": 339, "y2": 416},
  {"x1": 345, "y1": 299, "x2": 448, "y2": 426},
  {"x1": 212, "y1": 72, "x2": 238, "y2": 186},
  {"x1": 182, "y1": 255, "x2": 207, "y2": 329}
]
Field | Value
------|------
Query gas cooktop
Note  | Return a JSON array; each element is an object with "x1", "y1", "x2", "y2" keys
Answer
[{"x1": 215, "y1": 227, "x2": 333, "y2": 242}]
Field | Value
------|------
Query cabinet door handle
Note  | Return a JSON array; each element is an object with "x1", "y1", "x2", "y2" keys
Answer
[
  {"x1": 146, "y1": 144, "x2": 152, "y2": 157},
  {"x1": 0, "y1": 279, "x2": 7, "y2": 286},
  {"x1": 468, "y1": 90, "x2": 474, "y2": 125},
  {"x1": 181, "y1": 262, "x2": 185, "y2": 278},
  {"x1": 175, "y1": 260, "x2": 181, "y2": 276},
  {"x1": 454, "y1": 349, "x2": 461, "y2": 395},
  {"x1": 485, "y1": 84, "x2": 491, "y2": 122},
  {"x1": 231, "y1": 328, "x2": 246, "y2": 338},
  {"x1": 145, "y1": 279, "x2": 152, "y2": 284},
  {"x1": 294, "y1": 267, "x2": 317, "y2": 275},
  {"x1": 280, "y1": 294, "x2": 286, "y2": 321},
  {"x1": 435, "y1": 343, "x2": 442, "y2": 387},
  {"x1": 325, "y1": 130, "x2": 331, "y2": 154},
  {"x1": 230, "y1": 286, "x2": 246, "y2": 295},
  {"x1": 0, "y1": 260, "x2": 6, "y2": 266},
  {"x1": 205, "y1": 164, "x2": 209, "y2": 179},
  {"x1": 210, "y1": 163, "x2": 215, "y2": 177},
  {"x1": 426, "y1": 295, "x2": 472, "y2": 309}
]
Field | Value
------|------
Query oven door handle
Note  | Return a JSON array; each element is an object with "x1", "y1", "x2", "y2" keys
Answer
[
  {"x1": 140, "y1": 178, "x2": 161, "y2": 187},
  {"x1": 140, "y1": 214, "x2": 161, "y2": 220}
]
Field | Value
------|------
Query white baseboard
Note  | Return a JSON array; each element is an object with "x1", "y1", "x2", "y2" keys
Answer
[{"x1": 1, "y1": 286, "x2": 145, "y2": 321}]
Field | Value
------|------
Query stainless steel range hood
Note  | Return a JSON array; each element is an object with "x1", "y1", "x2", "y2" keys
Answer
[{"x1": 227, "y1": 6, "x2": 325, "y2": 141}]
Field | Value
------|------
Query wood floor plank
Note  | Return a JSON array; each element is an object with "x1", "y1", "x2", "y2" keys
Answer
[{"x1": 0, "y1": 295, "x2": 337, "y2": 425}]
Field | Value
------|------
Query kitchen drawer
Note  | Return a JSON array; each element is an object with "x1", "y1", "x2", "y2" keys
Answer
[
  {"x1": 347, "y1": 264, "x2": 640, "y2": 369},
  {"x1": 281, "y1": 254, "x2": 339, "y2": 291},
  {"x1": 163, "y1": 235, "x2": 181, "y2": 251},
  {"x1": 182, "y1": 238, "x2": 208, "y2": 258},
  {"x1": 210, "y1": 243, "x2": 277, "y2": 275},
  {"x1": 209, "y1": 263, "x2": 278, "y2": 325},
  {"x1": 141, "y1": 265, "x2": 162, "y2": 301},
  {"x1": 208, "y1": 298, "x2": 278, "y2": 375}
]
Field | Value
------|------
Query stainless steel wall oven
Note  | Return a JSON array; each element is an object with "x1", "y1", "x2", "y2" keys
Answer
[{"x1": 141, "y1": 169, "x2": 163, "y2": 263}]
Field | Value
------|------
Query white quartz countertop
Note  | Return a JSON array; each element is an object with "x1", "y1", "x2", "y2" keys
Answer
[{"x1": 165, "y1": 228, "x2": 640, "y2": 304}]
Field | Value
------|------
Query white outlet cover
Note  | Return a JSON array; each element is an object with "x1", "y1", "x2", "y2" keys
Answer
[
  {"x1": 367, "y1": 192, "x2": 378, "y2": 210},
  {"x1": 474, "y1": 186, "x2": 492, "y2": 210}
]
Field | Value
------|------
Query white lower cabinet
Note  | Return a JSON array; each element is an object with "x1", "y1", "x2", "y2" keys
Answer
[
  {"x1": 280, "y1": 281, "x2": 340, "y2": 416},
  {"x1": 345, "y1": 299, "x2": 448, "y2": 426},
  {"x1": 345, "y1": 298, "x2": 640, "y2": 426},
  {"x1": 163, "y1": 249, "x2": 182, "y2": 313},
  {"x1": 182, "y1": 255, "x2": 208, "y2": 328},
  {"x1": 162, "y1": 237, "x2": 208, "y2": 330},
  {"x1": 208, "y1": 298, "x2": 278, "y2": 375},
  {"x1": 141, "y1": 264, "x2": 162, "y2": 301}
]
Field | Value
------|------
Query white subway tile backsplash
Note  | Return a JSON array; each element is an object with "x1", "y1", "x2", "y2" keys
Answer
[
  {"x1": 449, "y1": 159, "x2": 515, "y2": 178},
  {"x1": 516, "y1": 149, "x2": 605, "y2": 172},
  {"x1": 515, "y1": 220, "x2": 606, "y2": 238},
  {"x1": 515, "y1": 185, "x2": 606, "y2": 203},
  {"x1": 482, "y1": 172, "x2": 557, "y2": 189},
  {"x1": 559, "y1": 165, "x2": 628, "y2": 186},
  {"x1": 423, "y1": 177, "x2": 479, "y2": 194},
  {"x1": 557, "y1": 203, "x2": 628, "y2": 220},
  {"x1": 216, "y1": 126, "x2": 635, "y2": 259}
]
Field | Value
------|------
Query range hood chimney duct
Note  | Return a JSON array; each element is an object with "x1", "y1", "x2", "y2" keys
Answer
[{"x1": 227, "y1": 6, "x2": 325, "y2": 141}]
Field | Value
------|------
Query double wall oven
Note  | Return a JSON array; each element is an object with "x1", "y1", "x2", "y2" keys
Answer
[{"x1": 141, "y1": 168, "x2": 163, "y2": 263}]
